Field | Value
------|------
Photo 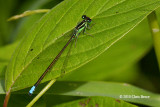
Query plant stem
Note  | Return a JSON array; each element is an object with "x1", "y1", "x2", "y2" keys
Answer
[
  {"x1": 3, "y1": 90, "x2": 11, "y2": 107},
  {"x1": 26, "y1": 79, "x2": 56, "y2": 107},
  {"x1": 148, "y1": 11, "x2": 160, "y2": 69},
  {"x1": 7, "y1": 9, "x2": 50, "y2": 21}
]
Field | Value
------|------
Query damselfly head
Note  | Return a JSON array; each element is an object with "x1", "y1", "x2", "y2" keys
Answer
[{"x1": 82, "y1": 15, "x2": 92, "y2": 23}]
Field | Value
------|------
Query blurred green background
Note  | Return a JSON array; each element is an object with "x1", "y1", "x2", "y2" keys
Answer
[{"x1": 0, "y1": 0, "x2": 160, "y2": 106}]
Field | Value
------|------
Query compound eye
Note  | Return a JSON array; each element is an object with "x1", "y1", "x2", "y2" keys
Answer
[
  {"x1": 87, "y1": 19, "x2": 91, "y2": 23},
  {"x1": 82, "y1": 15, "x2": 86, "y2": 19}
]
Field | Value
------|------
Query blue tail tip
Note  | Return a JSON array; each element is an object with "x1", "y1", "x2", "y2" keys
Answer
[{"x1": 29, "y1": 86, "x2": 36, "y2": 96}]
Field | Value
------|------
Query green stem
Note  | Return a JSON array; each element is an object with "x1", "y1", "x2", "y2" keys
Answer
[
  {"x1": 3, "y1": 90, "x2": 11, "y2": 107},
  {"x1": 148, "y1": 11, "x2": 160, "y2": 69},
  {"x1": 7, "y1": 9, "x2": 50, "y2": 21},
  {"x1": 27, "y1": 79, "x2": 56, "y2": 107}
]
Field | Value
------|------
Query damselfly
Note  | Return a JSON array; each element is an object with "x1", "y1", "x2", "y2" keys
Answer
[{"x1": 29, "y1": 15, "x2": 92, "y2": 95}]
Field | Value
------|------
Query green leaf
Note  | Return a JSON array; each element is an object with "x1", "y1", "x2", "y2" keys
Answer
[
  {"x1": 5, "y1": 0, "x2": 160, "y2": 92},
  {"x1": 0, "y1": 41, "x2": 19, "y2": 63},
  {"x1": 54, "y1": 96, "x2": 137, "y2": 107},
  {"x1": 12, "y1": 81, "x2": 160, "y2": 106},
  {"x1": 45, "y1": 81, "x2": 160, "y2": 107},
  {"x1": 0, "y1": 42, "x2": 19, "y2": 94}
]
